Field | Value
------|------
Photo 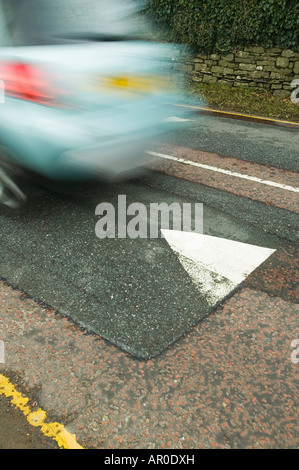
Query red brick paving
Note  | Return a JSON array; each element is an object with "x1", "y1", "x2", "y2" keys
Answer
[{"x1": 0, "y1": 269, "x2": 298, "y2": 449}]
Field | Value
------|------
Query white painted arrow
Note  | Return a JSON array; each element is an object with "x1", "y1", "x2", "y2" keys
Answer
[{"x1": 162, "y1": 229, "x2": 276, "y2": 305}]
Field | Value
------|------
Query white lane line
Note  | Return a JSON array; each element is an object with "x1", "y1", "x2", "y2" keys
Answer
[{"x1": 147, "y1": 151, "x2": 299, "y2": 193}]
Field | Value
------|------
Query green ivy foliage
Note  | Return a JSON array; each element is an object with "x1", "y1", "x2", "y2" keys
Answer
[{"x1": 145, "y1": 0, "x2": 299, "y2": 52}]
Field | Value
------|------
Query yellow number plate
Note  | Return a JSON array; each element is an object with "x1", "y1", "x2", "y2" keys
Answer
[{"x1": 88, "y1": 75, "x2": 176, "y2": 96}]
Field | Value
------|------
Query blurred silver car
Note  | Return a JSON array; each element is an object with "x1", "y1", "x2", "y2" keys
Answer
[{"x1": 0, "y1": 0, "x2": 186, "y2": 208}]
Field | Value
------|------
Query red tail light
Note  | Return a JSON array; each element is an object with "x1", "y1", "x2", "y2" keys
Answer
[{"x1": 0, "y1": 62, "x2": 65, "y2": 107}]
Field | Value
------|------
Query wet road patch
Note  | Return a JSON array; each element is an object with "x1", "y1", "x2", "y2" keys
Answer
[{"x1": 0, "y1": 181, "x2": 280, "y2": 359}]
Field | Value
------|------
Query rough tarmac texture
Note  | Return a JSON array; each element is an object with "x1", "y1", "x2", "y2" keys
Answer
[
  {"x1": 0, "y1": 180, "x2": 285, "y2": 360},
  {"x1": 0, "y1": 243, "x2": 298, "y2": 449}
]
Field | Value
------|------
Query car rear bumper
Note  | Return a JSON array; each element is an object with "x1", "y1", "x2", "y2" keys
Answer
[
  {"x1": 0, "y1": 99, "x2": 175, "y2": 180},
  {"x1": 60, "y1": 138, "x2": 157, "y2": 181}
]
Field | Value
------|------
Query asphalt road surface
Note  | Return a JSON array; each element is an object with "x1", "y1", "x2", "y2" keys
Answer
[
  {"x1": 164, "y1": 109, "x2": 299, "y2": 171},
  {"x1": 0, "y1": 110, "x2": 298, "y2": 450},
  {"x1": 0, "y1": 177, "x2": 284, "y2": 359}
]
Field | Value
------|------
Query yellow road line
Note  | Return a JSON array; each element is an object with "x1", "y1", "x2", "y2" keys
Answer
[
  {"x1": 173, "y1": 103, "x2": 299, "y2": 126},
  {"x1": 0, "y1": 373, "x2": 83, "y2": 449}
]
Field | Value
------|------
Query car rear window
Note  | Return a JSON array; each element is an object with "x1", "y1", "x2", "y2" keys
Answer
[{"x1": 0, "y1": 0, "x2": 143, "y2": 46}]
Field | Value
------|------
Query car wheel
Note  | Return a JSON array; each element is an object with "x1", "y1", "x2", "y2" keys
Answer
[{"x1": 0, "y1": 149, "x2": 27, "y2": 209}]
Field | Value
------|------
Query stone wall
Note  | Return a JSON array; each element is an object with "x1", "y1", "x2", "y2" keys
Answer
[{"x1": 174, "y1": 46, "x2": 299, "y2": 97}]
